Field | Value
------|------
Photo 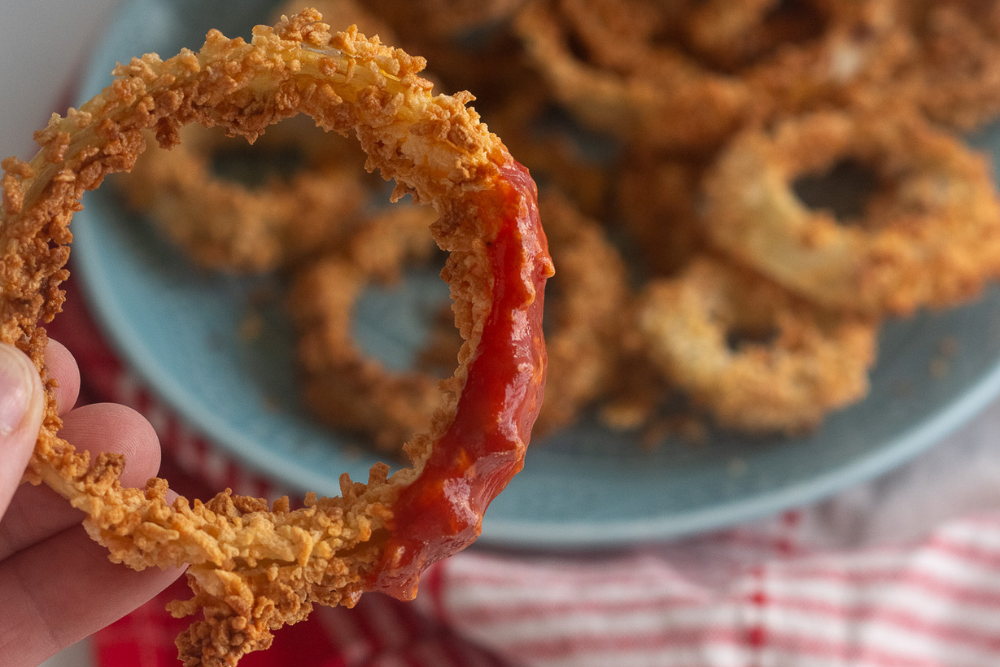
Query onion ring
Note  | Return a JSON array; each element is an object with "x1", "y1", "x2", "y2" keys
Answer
[
  {"x1": 638, "y1": 257, "x2": 877, "y2": 433},
  {"x1": 291, "y1": 190, "x2": 623, "y2": 442},
  {"x1": 702, "y1": 110, "x2": 1000, "y2": 315},
  {"x1": 513, "y1": 0, "x2": 752, "y2": 154},
  {"x1": 119, "y1": 121, "x2": 368, "y2": 271},
  {"x1": 0, "y1": 10, "x2": 552, "y2": 666},
  {"x1": 896, "y1": 2, "x2": 1000, "y2": 131},
  {"x1": 288, "y1": 205, "x2": 443, "y2": 453},
  {"x1": 514, "y1": 0, "x2": 914, "y2": 155}
]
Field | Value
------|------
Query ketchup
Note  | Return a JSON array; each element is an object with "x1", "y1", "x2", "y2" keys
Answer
[{"x1": 368, "y1": 159, "x2": 553, "y2": 599}]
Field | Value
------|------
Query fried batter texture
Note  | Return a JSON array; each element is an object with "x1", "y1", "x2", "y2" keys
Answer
[
  {"x1": 121, "y1": 121, "x2": 369, "y2": 271},
  {"x1": 639, "y1": 257, "x2": 877, "y2": 433},
  {"x1": 289, "y1": 191, "x2": 626, "y2": 445},
  {"x1": 703, "y1": 110, "x2": 1000, "y2": 316},
  {"x1": 288, "y1": 205, "x2": 442, "y2": 452},
  {"x1": 0, "y1": 10, "x2": 552, "y2": 666}
]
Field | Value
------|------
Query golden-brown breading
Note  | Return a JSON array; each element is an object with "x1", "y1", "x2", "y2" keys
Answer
[
  {"x1": 288, "y1": 205, "x2": 443, "y2": 453},
  {"x1": 638, "y1": 257, "x2": 878, "y2": 433},
  {"x1": 702, "y1": 110, "x2": 1000, "y2": 316},
  {"x1": 119, "y1": 122, "x2": 369, "y2": 271},
  {"x1": 0, "y1": 10, "x2": 552, "y2": 666}
]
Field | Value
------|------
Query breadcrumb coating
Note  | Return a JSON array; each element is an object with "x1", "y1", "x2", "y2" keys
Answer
[
  {"x1": 0, "y1": 10, "x2": 551, "y2": 666},
  {"x1": 288, "y1": 205, "x2": 443, "y2": 452},
  {"x1": 119, "y1": 122, "x2": 369, "y2": 271},
  {"x1": 639, "y1": 257, "x2": 877, "y2": 433},
  {"x1": 703, "y1": 110, "x2": 1000, "y2": 315}
]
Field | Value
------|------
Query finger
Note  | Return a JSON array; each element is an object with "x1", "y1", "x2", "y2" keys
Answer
[
  {"x1": 0, "y1": 344, "x2": 46, "y2": 519},
  {"x1": 56, "y1": 403, "x2": 162, "y2": 482},
  {"x1": 0, "y1": 403, "x2": 161, "y2": 560},
  {"x1": 0, "y1": 523, "x2": 184, "y2": 667},
  {"x1": 44, "y1": 339, "x2": 81, "y2": 416}
]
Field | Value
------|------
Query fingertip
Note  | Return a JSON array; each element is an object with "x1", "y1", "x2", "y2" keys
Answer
[
  {"x1": 57, "y1": 403, "x2": 162, "y2": 487},
  {"x1": 0, "y1": 343, "x2": 45, "y2": 514},
  {"x1": 43, "y1": 339, "x2": 81, "y2": 415}
]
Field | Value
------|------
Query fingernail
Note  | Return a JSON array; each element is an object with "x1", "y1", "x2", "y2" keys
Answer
[{"x1": 0, "y1": 344, "x2": 35, "y2": 436}]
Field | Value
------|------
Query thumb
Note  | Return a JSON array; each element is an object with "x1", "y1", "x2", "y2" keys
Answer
[{"x1": 0, "y1": 343, "x2": 45, "y2": 517}]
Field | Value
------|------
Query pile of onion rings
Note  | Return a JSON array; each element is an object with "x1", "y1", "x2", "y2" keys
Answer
[
  {"x1": 120, "y1": 0, "x2": 1000, "y2": 445},
  {"x1": 1, "y1": 10, "x2": 553, "y2": 666},
  {"x1": 10, "y1": 1, "x2": 1000, "y2": 659}
]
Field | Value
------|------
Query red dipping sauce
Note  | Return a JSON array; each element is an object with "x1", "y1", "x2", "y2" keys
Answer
[{"x1": 369, "y1": 158, "x2": 553, "y2": 599}]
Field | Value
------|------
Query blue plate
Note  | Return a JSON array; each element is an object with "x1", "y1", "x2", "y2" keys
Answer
[{"x1": 73, "y1": 0, "x2": 1000, "y2": 548}]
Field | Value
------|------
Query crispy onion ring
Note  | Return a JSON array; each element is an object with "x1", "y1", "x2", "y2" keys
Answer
[
  {"x1": 0, "y1": 10, "x2": 552, "y2": 667},
  {"x1": 288, "y1": 205, "x2": 442, "y2": 452},
  {"x1": 290, "y1": 191, "x2": 624, "y2": 442},
  {"x1": 702, "y1": 110, "x2": 1000, "y2": 316},
  {"x1": 120, "y1": 122, "x2": 368, "y2": 271},
  {"x1": 638, "y1": 257, "x2": 877, "y2": 433},
  {"x1": 896, "y1": 2, "x2": 1000, "y2": 131},
  {"x1": 513, "y1": 0, "x2": 751, "y2": 154},
  {"x1": 684, "y1": 0, "x2": 826, "y2": 70},
  {"x1": 515, "y1": 0, "x2": 913, "y2": 155}
]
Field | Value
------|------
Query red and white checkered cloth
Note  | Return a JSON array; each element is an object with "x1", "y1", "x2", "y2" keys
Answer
[{"x1": 49, "y1": 275, "x2": 1000, "y2": 667}]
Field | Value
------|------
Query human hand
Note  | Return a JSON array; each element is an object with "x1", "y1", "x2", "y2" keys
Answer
[{"x1": 0, "y1": 341, "x2": 184, "y2": 666}]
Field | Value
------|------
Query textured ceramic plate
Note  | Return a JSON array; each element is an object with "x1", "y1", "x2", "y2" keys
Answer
[{"x1": 72, "y1": 0, "x2": 1000, "y2": 548}]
